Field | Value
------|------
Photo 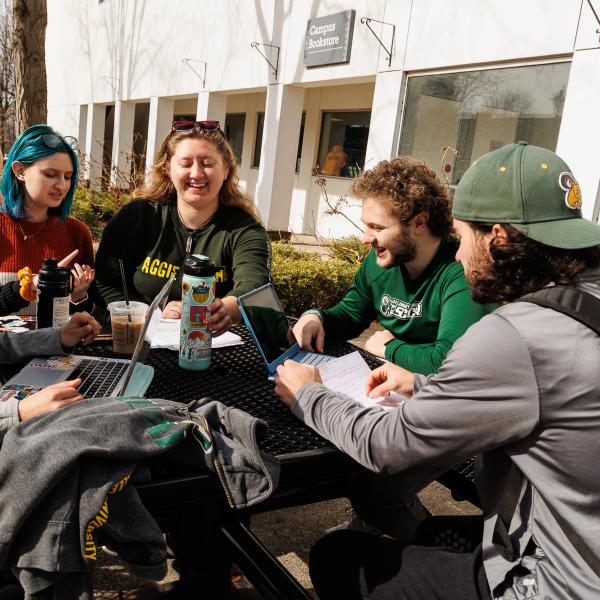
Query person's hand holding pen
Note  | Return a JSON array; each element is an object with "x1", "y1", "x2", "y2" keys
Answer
[{"x1": 364, "y1": 363, "x2": 414, "y2": 399}]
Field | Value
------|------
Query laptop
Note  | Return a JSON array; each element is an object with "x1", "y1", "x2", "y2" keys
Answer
[
  {"x1": 0, "y1": 275, "x2": 175, "y2": 404},
  {"x1": 237, "y1": 283, "x2": 337, "y2": 379}
]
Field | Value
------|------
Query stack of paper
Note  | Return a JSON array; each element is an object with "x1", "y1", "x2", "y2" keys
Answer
[
  {"x1": 145, "y1": 309, "x2": 243, "y2": 350},
  {"x1": 317, "y1": 351, "x2": 405, "y2": 410}
]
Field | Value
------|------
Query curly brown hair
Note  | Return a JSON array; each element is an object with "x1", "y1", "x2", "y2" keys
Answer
[
  {"x1": 351, "y1": 156, "x2": 452, "y2": 238},
  {"x1": 133, "y1": 128, "x2": 261, "y2": 222},
  {"x1": 468, "y1": 223, "x2": 600, "y2": 303}
]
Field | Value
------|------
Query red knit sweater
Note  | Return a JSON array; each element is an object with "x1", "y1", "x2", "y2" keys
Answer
[{"x1": 0, "y1": 213, "x2": 94, "y2": 275}]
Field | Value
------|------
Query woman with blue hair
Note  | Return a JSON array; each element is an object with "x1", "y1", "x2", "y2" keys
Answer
[{"x1": 0, "y1": 125, "x2": 95, "y2": 315}]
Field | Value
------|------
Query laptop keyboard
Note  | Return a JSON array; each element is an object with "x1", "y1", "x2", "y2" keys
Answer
[
  {"x1": 301, "y1": 353, "x2": 335, "y2": 366},
  {"x1": 69, "y1": 357, "x2": 129, "y2": 398}
]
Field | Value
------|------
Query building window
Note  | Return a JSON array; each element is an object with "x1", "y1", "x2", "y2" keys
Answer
[
  {"x1": 252, "y1": 113, "x2": 265, "y2": 168},
  {"x1": 317, "y1": 111, "x2": 371, "y2": 178},
  {"x1": 225, "y1": 113, "x2": 246, "y2": 166},
  {"x1": 253, "y1": 112, "x2": 306, "y2": 170},
  {"x1": 398, "y1": 62, "x2": 571, "y2": 185}
]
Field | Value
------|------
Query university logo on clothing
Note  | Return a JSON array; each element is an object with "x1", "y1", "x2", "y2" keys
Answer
[{"x1": 380, "y1": 295, "x2": 422, "y2": 320}]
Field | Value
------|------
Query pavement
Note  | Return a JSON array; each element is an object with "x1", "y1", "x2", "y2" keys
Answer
[{"x1": 93, "y1": 323, "x2": 481, "y2": 598}]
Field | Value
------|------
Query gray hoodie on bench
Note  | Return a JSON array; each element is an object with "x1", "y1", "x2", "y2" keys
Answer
[{"x1": 0, "y1": 394, "x2": 280, "y2": 598}]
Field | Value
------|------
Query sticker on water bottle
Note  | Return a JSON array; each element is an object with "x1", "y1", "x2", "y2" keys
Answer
[
  {"x1": 52, "y1": 297, "x2": 70, "y2": 328},
  {"x1": 191, "y1": 280, "x2": 212, "y2": 304},
  {"x1": 189, "y1": 306, "x2": 208, "y2": 328}
]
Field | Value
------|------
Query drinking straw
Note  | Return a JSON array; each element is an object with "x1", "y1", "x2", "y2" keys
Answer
[{"x1": 118, "y1": 259, "x2": 132, "y2": 322}]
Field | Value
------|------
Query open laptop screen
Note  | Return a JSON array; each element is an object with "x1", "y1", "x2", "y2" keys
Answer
[{"x1": 238, "y1": 284, "x2": 295, "y2": 364}]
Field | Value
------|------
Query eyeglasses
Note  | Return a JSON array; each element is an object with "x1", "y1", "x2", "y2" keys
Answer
[
  {"x1": 41, "y1": 133, "x2": 79, "y2": 150},
  {"x1": 171, "y1": 119, "x2": 221, "y2": 132}
]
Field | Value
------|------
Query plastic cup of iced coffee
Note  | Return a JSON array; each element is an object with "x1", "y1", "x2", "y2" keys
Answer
[{"x1": 107, "y1": 301, "x2": 148, "y2": 356}]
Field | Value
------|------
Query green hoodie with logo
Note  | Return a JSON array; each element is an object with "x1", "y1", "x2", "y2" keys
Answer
[
  {"x1": 319, "y1": 239, "x2": 492, "y2": 375},
  {"x1": 94, "y1": 199, "x2": 271, "y2": 307}
]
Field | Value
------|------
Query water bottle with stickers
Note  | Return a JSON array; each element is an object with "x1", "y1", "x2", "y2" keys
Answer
[
  {"x1": 37, "y1": 258, "x2": 73, "y2": 329},
  {"x1": 179, "y1": 254, "x2": 221, "y2": 371}
]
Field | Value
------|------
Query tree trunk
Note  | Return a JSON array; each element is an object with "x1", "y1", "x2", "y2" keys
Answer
[{"x1": 12, "y1": 0, "x2": 47, "y2": 134}]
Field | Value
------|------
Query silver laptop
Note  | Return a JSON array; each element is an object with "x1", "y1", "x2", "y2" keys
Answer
[
  {"x1": 0, "y1": 275, "x2": 175, "y2": 404},
  {"x1": 237, "y1": 283, "x2": 337, "y2": 379}
]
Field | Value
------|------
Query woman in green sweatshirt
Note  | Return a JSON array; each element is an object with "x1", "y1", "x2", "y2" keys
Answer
[{"x1": 94, "y1": 120, "x2": 271, "y2": 337}]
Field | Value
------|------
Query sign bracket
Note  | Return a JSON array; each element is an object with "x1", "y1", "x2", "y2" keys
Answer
[
  {"x1": 182, "y1": 58, "x2": 207, "y2": 88},
  {"x1": 360, "y1": 17, "x2": 395, "y2": 67},
  {"x1": 586, "y1": 0, "x2": 600, "y2": 42},
  {"x1": 250, "y1": 42, "x2": 280, "y2": 79}
]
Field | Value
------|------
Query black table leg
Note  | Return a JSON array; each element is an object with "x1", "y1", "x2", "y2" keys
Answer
[{"x1": 220, "y1": 517, "x2": 312, "y2": 600}]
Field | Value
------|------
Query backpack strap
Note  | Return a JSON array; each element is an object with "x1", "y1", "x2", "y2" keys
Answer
[
  {"x1": 493, "y1": 285, "x2": 600, "y2": 577},
  {"x1": 516, "y1": 285, "x2": 600, "y2": 335}
]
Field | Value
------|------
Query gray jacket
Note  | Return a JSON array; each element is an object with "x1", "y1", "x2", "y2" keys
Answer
[
  {"x1": 0, "y1": 395, "x2": 280, "y2": 598},
  {"x1": 0, "y1": 328, "x2": 64, "y2": 441},
  {"x1": 292, "y1": 271, "x2": 600, "y2": 600}
]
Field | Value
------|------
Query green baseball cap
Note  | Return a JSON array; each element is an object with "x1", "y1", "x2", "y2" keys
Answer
[{"x1": 452, "y1": 141, "x2": 600, "y2": 249}]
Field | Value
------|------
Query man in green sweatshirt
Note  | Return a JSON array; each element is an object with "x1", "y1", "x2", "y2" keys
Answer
[{"x1": 293, "y1": 156, "x2": 490, "y2": 376}]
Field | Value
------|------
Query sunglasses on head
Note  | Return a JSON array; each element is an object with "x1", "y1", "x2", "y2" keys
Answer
[
  {"x1": 41, "y1": 133, "x2": 78, "y2": 150},
  {"x1": 171, "y1": 119, "x2": 221, "y2": 132}
]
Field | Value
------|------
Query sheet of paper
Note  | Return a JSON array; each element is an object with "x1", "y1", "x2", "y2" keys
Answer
[
  {"x1": 318, "y1": 351, "x2": 404, "y2": 410},
  {"x1": 146, "y1": 309, "x2": 243, "y2": 350}
]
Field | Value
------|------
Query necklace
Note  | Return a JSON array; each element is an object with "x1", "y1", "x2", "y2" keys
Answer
[
  {"x1": 15, "y1": 218, "x2": 49, "y2": 241},
  {"x1": 177, "y1": 206, "x2": 213, "y2": 231},
  {"x1": 177, "y1": 207, "x2": 215, "y2": 254}
]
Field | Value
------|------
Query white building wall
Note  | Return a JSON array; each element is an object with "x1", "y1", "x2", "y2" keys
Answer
[{"x1": 46, "y1": 0, "x2": 600, "y2": 235}]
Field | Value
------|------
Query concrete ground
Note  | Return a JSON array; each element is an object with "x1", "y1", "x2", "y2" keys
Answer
[{"x1": 93, "y1": 324, "x2": 480, "y2": 598}]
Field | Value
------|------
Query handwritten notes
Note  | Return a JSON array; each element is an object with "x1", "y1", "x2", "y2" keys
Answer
[{"x1": 318, "y1": 351, "x2": 404, "y2": 410}]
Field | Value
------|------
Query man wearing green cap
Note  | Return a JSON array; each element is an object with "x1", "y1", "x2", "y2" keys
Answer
[{"x1": 275, "y1": 142, "x2": 600, "y2": 599}]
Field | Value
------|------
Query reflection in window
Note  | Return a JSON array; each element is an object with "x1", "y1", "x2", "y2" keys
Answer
[
  {"x1": 398, "y1": 63, "x2": 570, "y2": 185},
  {"x1": 317, "y1": 111, "x2": 370, "y2": 178},
  {"x1": 225, "y1": 113, "x2": 246, "y2": 165},
  {"x1": 252, "y1": 113, "x2": 265, "y2": 168}
]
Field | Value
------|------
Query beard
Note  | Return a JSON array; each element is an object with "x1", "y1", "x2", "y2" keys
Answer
[
  {"x1": 373, "y1": 226, "x2": 417, "y2": 268},
  {"x1": 463, "y1": 238, "x2": 497, "y2": 303}
]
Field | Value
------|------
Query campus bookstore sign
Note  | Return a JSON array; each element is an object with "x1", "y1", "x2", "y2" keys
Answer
[{"x1": 304, "y1": 10, "x2": 355, "y2": 67}]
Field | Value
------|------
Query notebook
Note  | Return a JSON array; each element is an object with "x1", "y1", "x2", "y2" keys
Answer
[
  {"x1": 0, "y1": 275, "x2": 175, "y2": 404},
  {"x1": 237, "y1": 283, "x2": 337, "y2": 379}
]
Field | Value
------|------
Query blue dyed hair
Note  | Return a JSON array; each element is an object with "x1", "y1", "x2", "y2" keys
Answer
[{"x1": 1, "y1": 124, "x2": 79, "y2": 220}]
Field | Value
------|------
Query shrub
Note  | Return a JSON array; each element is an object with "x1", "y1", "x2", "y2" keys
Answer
[
  {"x1": 272, "y1": 254, "x2": 358, "y2": 317},
  {"x1": 271, "y1": 240, "x2": 314, "y2": 262},
  {"x1": 327, "y1": 235, "x2": 369, "y2": 266},
  {"x1": 71, "y1": 188, "x2": 131, "y2": 240}
]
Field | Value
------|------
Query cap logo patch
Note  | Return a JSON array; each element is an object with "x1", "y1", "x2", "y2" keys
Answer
[{"x1": 559, "y1": 172, "x2": 582, "y2": 210}]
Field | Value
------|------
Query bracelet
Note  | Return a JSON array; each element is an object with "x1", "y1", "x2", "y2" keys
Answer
[
  {"x1": 301, "y1": 308, "x2": 323, "y2": 322},
  {"x1": 69, "y1": 292, "x2": 89, "y2": 305}
]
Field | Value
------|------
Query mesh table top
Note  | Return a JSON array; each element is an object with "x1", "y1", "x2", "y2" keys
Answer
[
  {"x1": 81, "y1": 325, "x2": 477, "y2": 503},
  {"x1": 84, "y1": 324, "x2": 382, "y2": 457}
]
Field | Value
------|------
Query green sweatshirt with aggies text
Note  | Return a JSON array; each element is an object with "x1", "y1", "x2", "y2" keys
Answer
[
  {"x1": 319, "y1": 239, "x2": 493, "y2": 375},
  {"x1": 94, "y1": 199, "x2": 271, "y2": 307}
]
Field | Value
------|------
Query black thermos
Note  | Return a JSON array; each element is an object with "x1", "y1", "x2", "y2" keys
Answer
[{"x1": 37, "y1": 258, "x2": 73, "y2": 329}]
